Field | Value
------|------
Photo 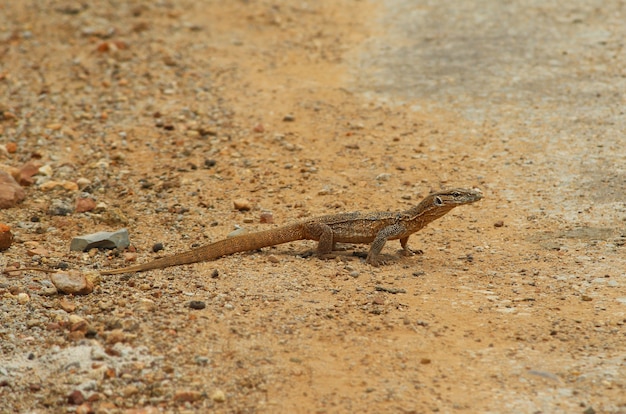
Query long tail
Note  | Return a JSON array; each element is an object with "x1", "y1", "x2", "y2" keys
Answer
[{"x1": 101, "y1": 223, "x2": 306, "y2": 275}]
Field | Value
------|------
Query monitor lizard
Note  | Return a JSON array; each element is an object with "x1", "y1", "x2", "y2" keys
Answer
[{"x1": 100, "y1": 188, "x2": 482, "y2": 274}]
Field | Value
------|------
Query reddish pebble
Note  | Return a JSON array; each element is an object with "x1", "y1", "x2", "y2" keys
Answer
[
  {"x1": 0, "y1": 171, "x2": 26, "y2": 208},
  {"x1": 17, "y1": 161, "x2": 41, "y2": 186},
  {"x1": 0, "y1": 223, "x2": 13, "y2": 250},
  {"x1": 75, "y1": 197, "x2": 96, "y2": 213},
  {"x1": 494, "y1": 220, "x2": 504, "y2": 228},
  {"x1": 259, "y1": 212, "x2": 274, "y2": 224},
  {"x1": 253, "y1": 123, "x2": 265, "y2": 133},
  {"x1": 6, "y1": 142, "x2": 17, "y2": 153},
  {"x1": 68, "y1": 390, "x2": 85, "y2": 405}
]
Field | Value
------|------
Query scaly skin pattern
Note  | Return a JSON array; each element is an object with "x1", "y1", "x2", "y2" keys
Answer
[{"x1": 101, "y1": 188, "x2": 483, "y2": 274}]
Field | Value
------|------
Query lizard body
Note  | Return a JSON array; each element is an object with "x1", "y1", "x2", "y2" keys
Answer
[{"x1": 101, "y1": 188, "x2": 482, "y2": 275}]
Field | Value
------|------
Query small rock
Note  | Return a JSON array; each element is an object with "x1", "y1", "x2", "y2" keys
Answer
[
  {"x1": 252, "y1": 123, "x2": 265, "y2": 133},
  {"x1": 5, "y1": 142, "x2": 17, "y2": 153},
  {"x1": 152, "y1": 243, "x2": 164, "y2": 252},
  {"x1": 189, "y1": 300, "x2": 206, "y2": 310},
  {"x1": 38, "y1": 164, "x2": 53, "y2": 177},
  {"x1": 106, "y1": 329, "x2": 125, "y2": 345},
  {"x1": 68, "y1": 389, "x2": 85, "y2": 405},
  {"x1": 122, "y1": 384, "x2": 139, "y2": 397},
  {"x1": 70, "y1": 228, "x2": 130, "y2": 251},
  {"x1": 174, "y1": 390, "x2": 202, "y2": 403},
  {"x1": 48, "y1": 199, "x2": 74, "y2": 216},
  {"x1": 494, "y1": 220, "x2": 504, "y2": 228},
  {"x1": 75, "y1": 197, "x2": 96, "y2": 213},
  {"x1": 211, "y1": 389, "x2": 226, "y2": 402},
  {"x1": 375, "y1": 173, "x2": 392, "y2": 181},
  {"x1": 267, "y1": 255, "x2": 280, "y2": 263},
  {"x1": 233, "y1": 198, "x2": 251, "y2": 211},
  {"x1": 0, "y1": 223, "x2": 13, "y2": 250},
  {"x1": 282, "y1": 114, "x2": 295, "y2": 122},
  {"x1": 76, "y1": 177, "x2": 92, "y2": 189},
  {"x1": 27, "y1": 247, "x2": 49, "y2": 257},
  {"x1": 17, "y1": 161, "x2": 41, "y2": 186},
  {"x1": 59, "y1": 297, "x2": 76, "y2": 312},
  {"x1": 50, "y1": 272, "x2": 94, "y2": 295},
  {"x1": 0, "y1": 171, "x2": 26, "y2": 209},
  {"x1": 17, "y1": 292, "x2": 30, "y2": 304},
  {"x1": 259, "y1": 211, "x2": 274, "y2": 224}
]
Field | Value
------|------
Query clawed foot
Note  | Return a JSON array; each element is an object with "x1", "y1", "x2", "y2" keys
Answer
[{"x1": 400, "y1": 248, "x2": 423, "y2": 257}]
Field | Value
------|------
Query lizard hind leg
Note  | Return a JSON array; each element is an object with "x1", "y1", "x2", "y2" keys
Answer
[
  {"x1": 399, "y1": 237, "x2": 423, "y2": 256},
  {"x1": 304, "y1": 222, "x2": 335, "y2": 256}
]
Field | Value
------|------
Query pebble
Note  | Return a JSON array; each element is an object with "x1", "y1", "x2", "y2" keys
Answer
[
  {"x1": 17, "y1": 161, "x2": 41, "y2": 186},
  {"x1": 50, "y1": 272, "x2": 94, "y2": 295},
  {"x1": 75, "y1": 197, "x2": 96, "y2": 213},
  {"x1": 0, "y1": 171, "x2": 26, "y2": 209},
  {"x1": 233, "y1": 198, "x2": 251, "y2": 211},
  {"x1": 40, "y1": 180, "x2": 79, "y2": 192},
  {"x1": 0, "y1": 223, "x2": 13, "y2": 250},
  {"x1": 70, "y1": 228, "x2": 130, "y2": 251},
  {"x1": 283, "y1": 114, "x2": 295, "y2": 122},
  {"x1": 174, "y1": 390, "x2": 202, "y2": 402},
  {"x1": 259, "y1": 211, "x2": 274, "y2": 223},
  {"x1": 189, "y1": 300, "x2": 206, "y2": 310},
  {"x1": 48, "y1": 199, "x2": 74, "y2": 216},
  {"x1": 211, "y1": 389, "x2": 226, "y2": 402},
  {"x1": 375, "y1": 173, "x2": 392, "y2": 181},
  {"x1": 267, "y1": 255, "x2": 280, "y2": 263},
  {"x1": 59, "y1": 297, "x2": 76, "y2": 312},
  {"x1": 68, "y1": 389, "x2": 85, "y2": 405},
  {"x1": 17, "y1": 292, "x2": 30, "y2": 304},
  {"x1": 494, "y1": 220, "x2": 504, "y2": 227},
  {"x1": 27, "y1": 247, "x2": 49, "y2": 257}
]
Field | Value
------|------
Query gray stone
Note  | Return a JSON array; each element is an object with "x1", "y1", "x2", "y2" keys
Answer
[{"x1": 70, "y1": 228, "x2": 130, "y2": 251}]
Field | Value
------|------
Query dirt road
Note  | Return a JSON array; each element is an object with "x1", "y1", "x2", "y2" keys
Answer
[{"x1": 1, "y1": 1, "x2": 624, "y2": 412}]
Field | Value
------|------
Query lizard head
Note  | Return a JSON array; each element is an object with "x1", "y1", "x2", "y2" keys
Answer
[{"x1": 417, "y1": 188, "x2": 483, "y2": 220}]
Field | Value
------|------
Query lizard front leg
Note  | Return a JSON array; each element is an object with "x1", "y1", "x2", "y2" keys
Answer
[{"x1": 366, "y1": 224, "x2": 407, "y2": 266}]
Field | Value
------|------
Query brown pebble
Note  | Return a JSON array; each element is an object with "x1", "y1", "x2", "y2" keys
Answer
[
  {"x1": 174, "y1": 390, "x2": 203, "y2": 403},
  {"x1": 0, "y1": 171, "x2": 26, "y2": 208},
  {"x1": 494, "y1": 220, "x2": 504, "y2": 228},
  {"x1": 75, "y1": 197, "x2": 96, "y2": 213},
  {"x1": 420, "y1": 358, "x2": 432, "y2": 364},
  {"x1": 0, "y1": 223, "x2": 13, "y2": 250},
  {"x1": 253, "y1": 123, "x2": 265, "y2": 133},
  {"x1": 233, "y1": 198, "x2": 251, "y2": 211},
  {"x1": 50, "y1": 272, "x2": 94, "y2": 295},
  {"x1": 27, "y1": 247, "x2": 49, "y2": 257},
  {"x1": 106, "y1": 329, "x2": 126, "y2": 345},
  {"x1": 59, "y1": 297, "x2": 76, "y2": 313},
  {"x1": 372, "y1": 295, "x2": 385, "y2": 305},
  {"x1": 259, "y1": 211, "x2": 274, "y2": 224},
  {"x1": 267, "y1": 255, "x2": 280, "y2": 263},
  {"x1": 68, "y1": 390, "x2": 85, "y2": 405},
  {"x1": 6, "y1": 142, "x2": 17, "y2": 153},
  {"x1": 17, "y1": 161, "x2": 41, "y2": 186}
]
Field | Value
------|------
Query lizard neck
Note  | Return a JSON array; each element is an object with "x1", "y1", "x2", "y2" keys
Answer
[{"x1": 402, "y1": 199, "x2": 457, "y2": 229}]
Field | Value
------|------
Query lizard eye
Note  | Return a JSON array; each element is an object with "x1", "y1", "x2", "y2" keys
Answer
[
  {"x1": 434, "y1": 196, "x2": 443, "y2": 206},
  {"x1": 452, "y1": 191, "x2": 461, "y2": 198}
]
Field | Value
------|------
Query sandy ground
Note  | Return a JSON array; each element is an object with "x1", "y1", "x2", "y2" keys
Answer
[{"x1": 0, "y1": 0, "x2": 625, "y2": 413}]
